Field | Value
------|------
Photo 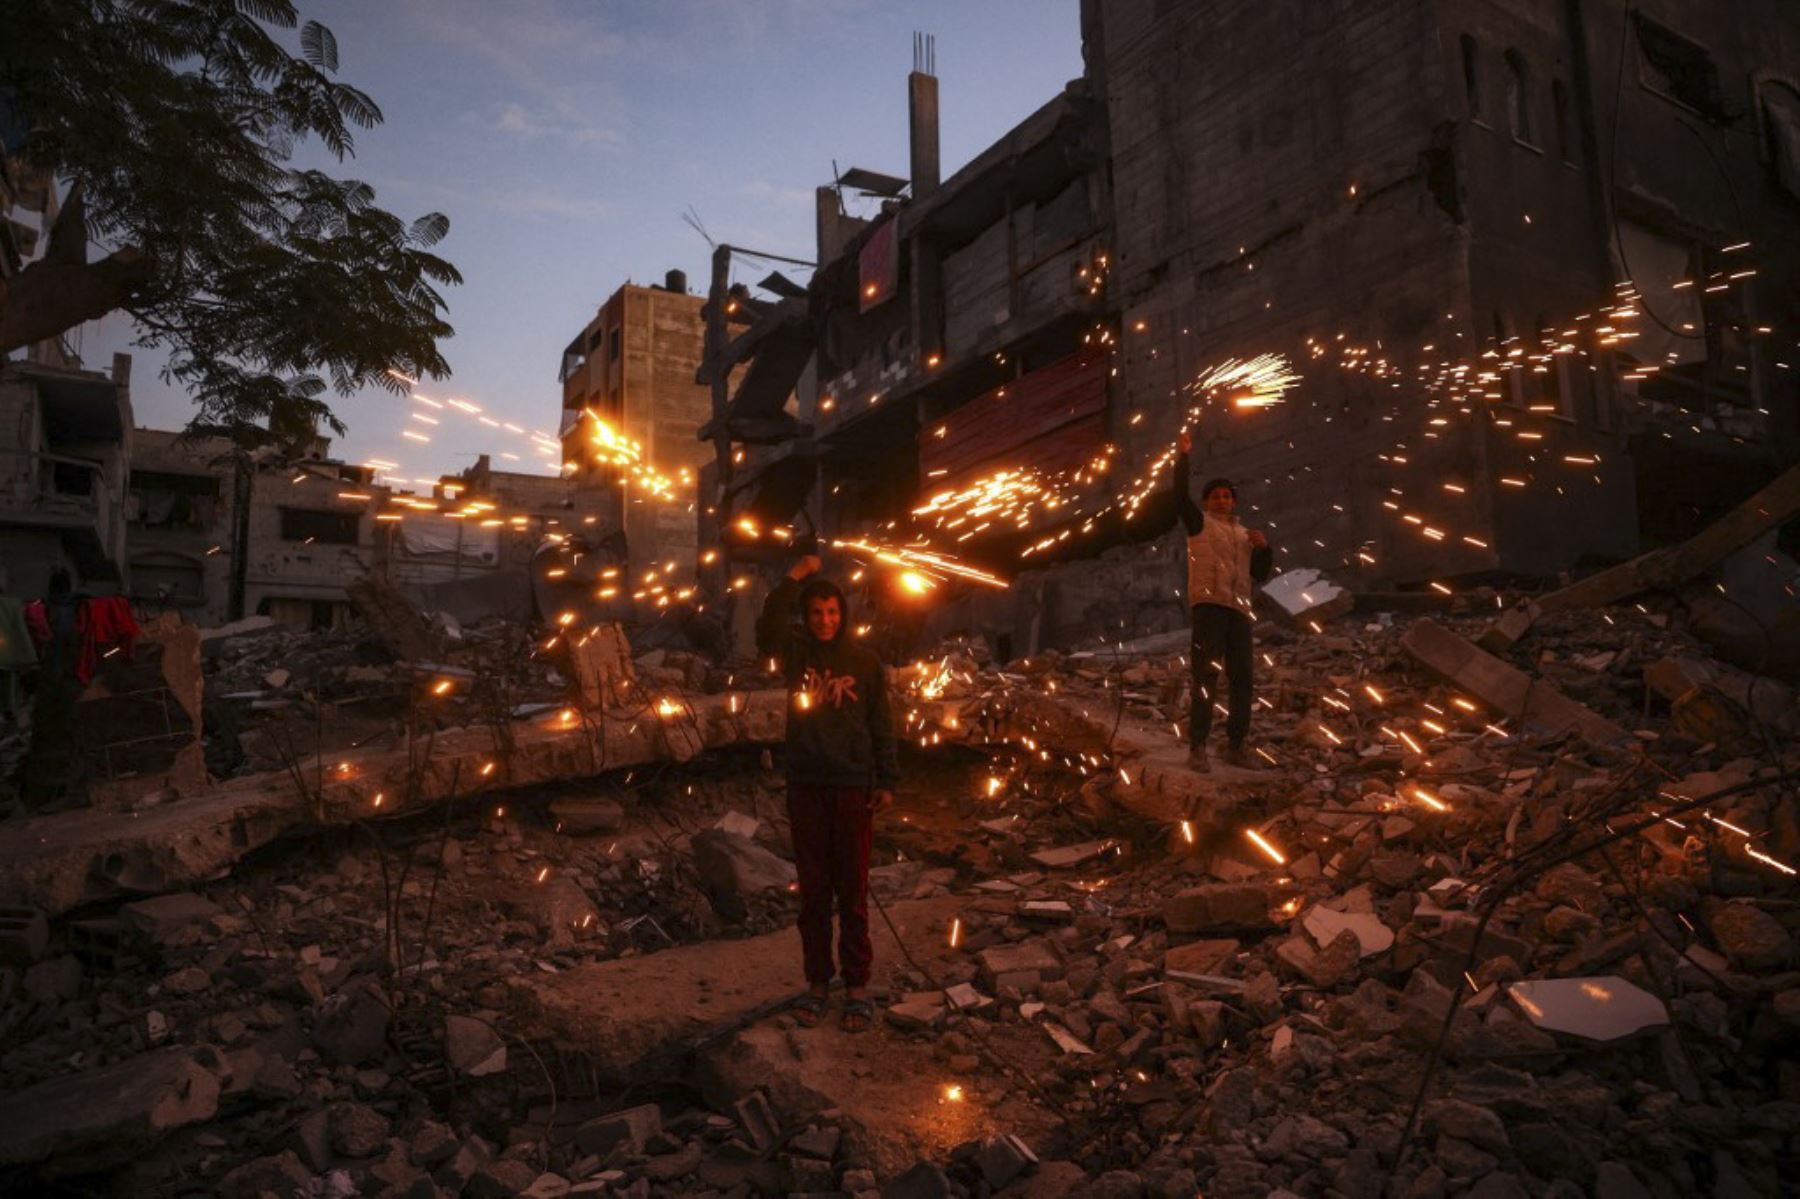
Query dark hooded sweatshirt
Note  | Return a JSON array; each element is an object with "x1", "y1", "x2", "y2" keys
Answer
[{"x1": 756, "y1": 577, "x2": 901, "y2": 791}]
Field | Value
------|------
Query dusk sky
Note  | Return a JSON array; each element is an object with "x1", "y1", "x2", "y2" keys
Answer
[{"x1": 83, "y1": 0, "x2": 1084, "y2": 485}]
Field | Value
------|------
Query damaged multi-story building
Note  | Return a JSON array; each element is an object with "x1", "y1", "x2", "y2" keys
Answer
[
  {"x1": 2, "y1": 134, "x2": 136, "y2": 600},
  {"x1": 701, "y1": 0, "x2": 1800, "y2": 654},
  {"x1": 125, "y1": 428, "x2": 393, "y2": 629},
  {"x1": 559, "y1": 275, "x2": 719, "y2": 581}
]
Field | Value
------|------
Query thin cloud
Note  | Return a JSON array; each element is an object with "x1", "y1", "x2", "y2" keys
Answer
[
  {"x1": 490, "y1": 102, "x2": 621, "y2": 148},
  {"x1": 741, "y1": 179, "x2": 815, "y2": 209}
]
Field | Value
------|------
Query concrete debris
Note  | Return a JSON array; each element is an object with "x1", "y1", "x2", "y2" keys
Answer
[
  {"x1": 1301, "y1": 904, "x2": 1394, "y2": 958},
  {"x1": 547, "y1": 796, "x2": 626, "y2": 835},
  {"x1": 689, "y1": 827, "x2": 798, "y2": 907},
  {"x1": 0, "y1": 585, "x2": 1795, "y2": 1197},
  {"x1": 1261, "y1": 567, "x2": 1354, "y2": 627},
  {"x1": 0, "y1": 1045, "x2": 224, "y2": 1169},
  {"x1": 1505, "y1": 976, "x2": 1670, "y2": 1042},
  {"x1": 443, "y1": 1013, "x2": 508, "y2": 1077}
]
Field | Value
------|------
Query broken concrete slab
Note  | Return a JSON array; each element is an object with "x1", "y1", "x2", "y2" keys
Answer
[
  {"x1": 444, "y1": 1014, "x2": 507, "y2": 1077},
  {"x1": 547, "y1": 796, "x2": 626, "y2": 835},
  {"x1": 1162, "y1": 938, "x2": 1239, "y2": 975},
  {"x1": 0, "y1": 687, "x2": 788, "y2": 918},
  {"x1": 1505, "y1": 976, "x2": 1669, "y2": 1042},
  {"x1": 529, "y1": 896, "x2": 964, "y2": 1082},
  {"x1": 689, "y1": 931, "x2": 1057, "y2": 1178},
  {"x1": 121, "y1": 892, "x2": 224, "y2": 943},
  {"x1": 1477, "y1": 460, "x2": 1800, "y2": 650},
  {"x1": 0, "y1": 1045, "x2": 224, "y2": 1169},
  {"x1": 1261, "y1": 567, "x2": 1354, "y2": 628},
  {"x1": 1027, "y1": 840, "x2": 1115, "y2": 870},
  {"x1": 572, "y1": 1104, "x2": 661, "y2": 1157},
  {"x1": 690, "y1": 828, "x2": 797, "y2": 903},
  {"x1": 1302, "y1": 906, "x2": 1394, "y2": 958},
  {"x1": 1400, "y1": 620, "x2": 1632, "y2": 747},
  {"x1": 976, "y1": 940, "x2": 1064, "y2": 984},
  {"x1": 1162, "y1": 883, "x2": 1274, "y2": 934}
]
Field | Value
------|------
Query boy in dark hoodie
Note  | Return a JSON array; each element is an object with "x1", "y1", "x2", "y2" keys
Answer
[{"x1": 756, "y1": 554, "x2": 899, "y2": 1031}]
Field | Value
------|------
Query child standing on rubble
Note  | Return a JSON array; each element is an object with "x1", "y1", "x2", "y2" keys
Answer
[
  {"x1": 755, "y1": 552, "x2": 899, "y2": 1032},
  {"x1": 1176, "y1": 430, "x2": 1273, "y2": 770}
]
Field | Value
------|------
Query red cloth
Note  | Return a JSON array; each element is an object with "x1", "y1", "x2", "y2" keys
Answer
[
  {"x1": 786, "y1": 784, "x2": 874, "y2": 988},
  {"x1": 75, "y1": 596, "x2": 139, "y2": 683},
  {"x1": 23, "y1": 601, "x2": 51, "y2": 649}
]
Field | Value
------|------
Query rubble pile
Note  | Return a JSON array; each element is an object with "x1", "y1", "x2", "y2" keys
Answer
[
  {"x1": 199, "y1": 615, "x2": 739, "y2": 781},
  {"x1": 861, "y1": 597, "x2": 1800, "y2": 1198},
  {"x1": 0, "y1": 587, "x2": 1795, "y2": 1198}
]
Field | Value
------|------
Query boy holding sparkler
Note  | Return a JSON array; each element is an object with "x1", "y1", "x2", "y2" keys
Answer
[
  {"x1": 1176, "y1": 430, "x2": 1273, "y2": 769},
  {"x1": 756, "y1": 551, "x2": 899, "y2": 1031}
]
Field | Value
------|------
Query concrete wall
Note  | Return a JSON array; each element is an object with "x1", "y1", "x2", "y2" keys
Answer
[
  {"x1": 242, "y1": 468, "x2": 381, "y2": 627},
  {"x1": 126, "y1": 428, "x2": 236, "y2": 625},
  {"x1": 1093, "y1": 0, "x2": 1797, "y2": 591},
  {"x1": 0, "y1": 364, "x2": 131, "y2": 595},
  {"x1": 560, "y1": 283, "x2": 714, "y2": 580},
  {"x1": 124, "y1": 430, "x2": 390, "y2": 629},
  {"x1": 1099, "y1": 0, "x2": 1495, "y2": 589}
]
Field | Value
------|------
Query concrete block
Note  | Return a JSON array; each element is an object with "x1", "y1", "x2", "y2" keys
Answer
[
  {"x1": 0, "y1": 1045, "x2": 224, "y2": 1169},
  {"x1": 572, "y1": 1102, "x2": 662, "y2": 1157},
  {"x1": 1162, "y1": 884, "x2": 1273, "y2": 933},
  {"x1": 120, "y1": 892, "x2": 223, "y2": 943}
]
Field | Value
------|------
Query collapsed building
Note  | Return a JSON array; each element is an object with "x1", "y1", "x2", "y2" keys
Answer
[{"x1": 702, "y1": 0, "x2": 1800, "y2": 654}]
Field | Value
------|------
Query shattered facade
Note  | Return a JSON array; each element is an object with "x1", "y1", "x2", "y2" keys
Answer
[
  {"x1": 1101, "y1": 0, "x2": 1800, "y2": 584},
  {"x1": 707, "y1": 0, "x2": 1800, "y2": 656},
  {"x1": 560, "y1": 275, "x2": 717, "y2": 579},
  {"x1": 0, "y1": 355, "x2": 133, "y2": 597},
  {"x1": 126, "y1": 428, "x2": 392, "y2": 629}
]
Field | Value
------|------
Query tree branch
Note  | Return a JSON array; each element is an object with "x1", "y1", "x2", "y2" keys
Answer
[{"x1": 0, "y1": 247, "x2": 152, "y2": 354}]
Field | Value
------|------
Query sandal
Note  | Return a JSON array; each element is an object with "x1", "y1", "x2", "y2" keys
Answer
[
  {"x1": 840, "y1": 996, "x2": 874, "y2": 1033},
  {"x1": 791, "y1": 992, "x2": 828, "y2": 1028}
]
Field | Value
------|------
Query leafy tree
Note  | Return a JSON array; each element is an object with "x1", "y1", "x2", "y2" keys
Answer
[{"x1": 0, "y1": 0, "x2": 459, "y2": 434}]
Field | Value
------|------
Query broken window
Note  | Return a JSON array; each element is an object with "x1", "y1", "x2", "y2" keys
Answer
[
  {"x1": 46, "y1": 458, "x2": 97, "y2": 498},
  {"x1": 1614, "y1": 220, "x2": 1758, "y2": 414},
  {"x1": 1461, "y1": 35, "x2": 1483, "y2": 122},
  {"x1": 559, "y1": 347, "x2": 587, "y2": 383},
  {"x1": 128, "y1": 469, "x2": 220, "y2": 528},
  {"x1": 1505, "y1": 50, "x2": 1534, "y2": 145},
  {"x1": 609, "y1": 326, "x2": 622, "y2": 362},
  {"x1": 279, "y1": 507, "x2": 359, "y2": 545},
  {"x1": 1614, "y1": 221, "x2": 1705, "y2": 368},
  {"x1": 130, "y1": 553, "x2": 205, "y2": 603},
  {"x1": 1635, "y1": 16, "x2": 1728, "y2": 120}
]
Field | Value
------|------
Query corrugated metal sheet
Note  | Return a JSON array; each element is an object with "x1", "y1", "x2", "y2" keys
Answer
[{"x1": 920, "y1": 351, "x2": 1106, "y2": 492}]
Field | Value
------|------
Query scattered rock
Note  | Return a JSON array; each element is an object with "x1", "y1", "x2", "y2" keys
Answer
[{"x1": 445, "y1": 1013, "x2": 508, "y2": 1077}]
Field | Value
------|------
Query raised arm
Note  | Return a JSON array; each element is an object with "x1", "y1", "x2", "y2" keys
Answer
[{"x1": 1174, "y1": 431, "x2": 1204, "y2": 536}]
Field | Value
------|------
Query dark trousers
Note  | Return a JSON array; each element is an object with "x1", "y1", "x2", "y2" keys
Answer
[
  {"x1": 1190, "y1": 603, "x2": 1254, "y2": 748},
  {"x1": 786, "y1": 785, "x2": 874, "y2": 988}
]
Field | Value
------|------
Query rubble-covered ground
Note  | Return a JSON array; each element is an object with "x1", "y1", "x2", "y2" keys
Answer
[{"x1": 1, "y1": 587, "x2": 1797, "y2": 1199}]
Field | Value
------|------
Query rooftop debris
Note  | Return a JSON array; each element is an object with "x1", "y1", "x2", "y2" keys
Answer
[{"x1": 0, "y1": 579, "x2": 1794, "y2": 1196}]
